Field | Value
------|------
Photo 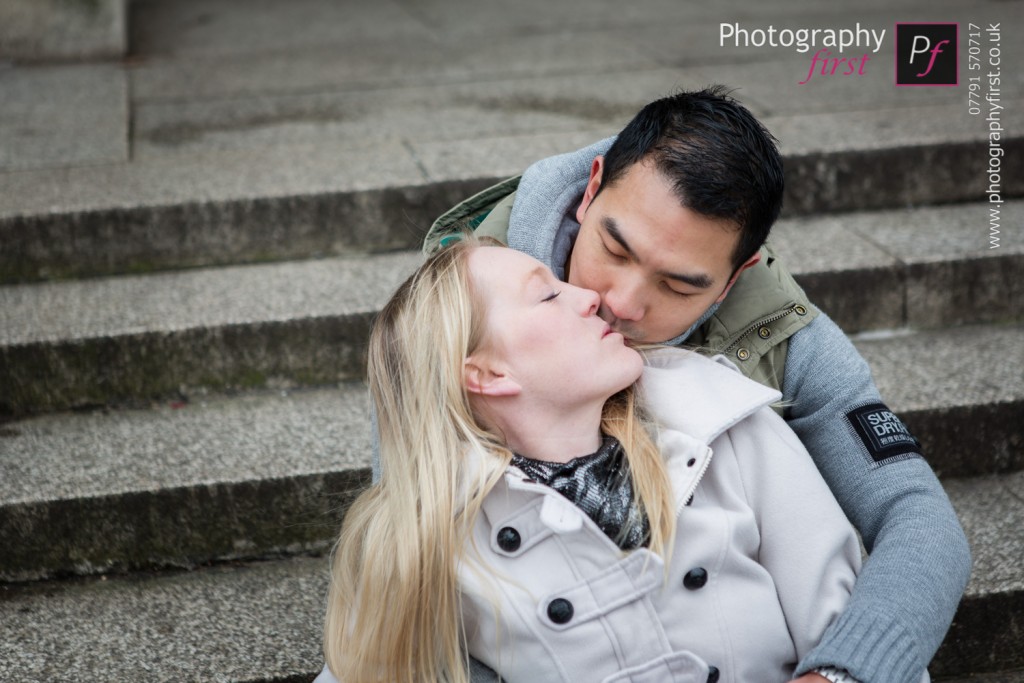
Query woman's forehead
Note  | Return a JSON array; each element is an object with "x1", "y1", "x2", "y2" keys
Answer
[{"x1": 469, "y1": 246, "x2": 549, "y2": 279}]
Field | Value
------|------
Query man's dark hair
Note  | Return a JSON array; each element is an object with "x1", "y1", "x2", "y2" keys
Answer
[{"x1": 598, "y1": 85, "x2": 784, "y2": 270}]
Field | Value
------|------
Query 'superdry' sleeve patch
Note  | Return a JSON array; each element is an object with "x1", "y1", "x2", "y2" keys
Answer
[{"x1": 846, "y1": 402, "x2": 923, "y2": 464}]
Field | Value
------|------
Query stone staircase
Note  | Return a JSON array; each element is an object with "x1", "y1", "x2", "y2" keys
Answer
[{"x1": 2, "y1": 0, "x2": 1023, "y2": 680}]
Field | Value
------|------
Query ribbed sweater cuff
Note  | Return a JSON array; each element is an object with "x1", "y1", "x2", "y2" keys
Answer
[{"x1": 797, "y1": 606, "x2": 925, "y2": 683}]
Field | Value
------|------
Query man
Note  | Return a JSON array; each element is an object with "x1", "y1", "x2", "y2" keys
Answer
[{"x1": 424, "y1": 87, "x2": 970, "y2": 683}]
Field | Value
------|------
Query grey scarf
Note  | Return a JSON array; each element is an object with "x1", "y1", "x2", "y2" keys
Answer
[{"x1": 511, "y1": 436, "x2": 649, "y2": 550}]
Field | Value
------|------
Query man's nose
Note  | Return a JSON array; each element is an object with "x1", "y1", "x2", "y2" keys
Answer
[{"x1": 603, "y1": 276, "x2": 645, "y2": 322}]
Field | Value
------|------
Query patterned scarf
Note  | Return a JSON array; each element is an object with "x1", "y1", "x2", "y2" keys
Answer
[{"x1": 511, "y1": 435, "x2": 649, "y2": 550}]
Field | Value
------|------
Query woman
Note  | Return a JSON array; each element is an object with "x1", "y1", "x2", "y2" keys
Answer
[{"x1": 320, "y1": 239, "x2": 870, "y2": 683}]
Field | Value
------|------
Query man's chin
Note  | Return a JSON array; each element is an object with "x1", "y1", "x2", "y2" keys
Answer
[
  {"x1": 611, "y1": 322, "x2": 685, "y2": 346},
  {"x1": 623, "y1": 330, "x2": 689, "y2": 347}
]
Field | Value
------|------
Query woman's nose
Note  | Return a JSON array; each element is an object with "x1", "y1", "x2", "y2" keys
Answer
[{"x1": 573, "y1": 285, "x2": 601, "y2": 316}]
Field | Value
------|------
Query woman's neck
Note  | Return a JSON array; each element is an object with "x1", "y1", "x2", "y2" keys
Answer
[{"x1": 498, "y1": 400, "x2": 604, "y2": 464}]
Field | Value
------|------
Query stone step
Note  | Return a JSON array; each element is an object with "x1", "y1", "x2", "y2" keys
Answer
[
  {"x1": 774, "y1": 201, "x2": 1023, "y2": 333},
  {"x1": 0, "y1": 471, "x2": 1021, "y2": 682},
  {"x1": 0, "y1": 383, "x2": 374, "y2": 582},
  {"x1": 0, "y1": 0, "x2": 126, "y2": 62},
  {"x1": 937, "y1": 675, "x2": 1024, "y2": 679},
  {"x1": 1, "y1": 100, "x2": 1021, "y2": 284},
  {"x1": 932, "y1": 472, "x2": 1024, "y2": 679},
  {"x1": 853, "y1": 322, "x2": 1024, "y2": 480},
  {"x1": 3, "y1": 200, "x2": 1021, "y2": 416},
  {"x1": 1, "y1": 322, "x2": 1020, "y2": 581},
  {"x1": 940, "y1": 675, "x2": 1024, "y2": 683},
  {"x1": 0, "y1": 250, "x2": 422, "y2": 416},
  {"x1": 0, "y1": 555, "x2": 330, "y2": 683}
]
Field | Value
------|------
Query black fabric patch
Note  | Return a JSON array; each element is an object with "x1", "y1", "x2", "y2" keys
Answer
[{"x1": 846, "y1": 402, "x2": 923, "y2": 464}]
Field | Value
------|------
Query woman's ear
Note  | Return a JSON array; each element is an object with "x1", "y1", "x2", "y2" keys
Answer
[{"x1": 464, "y1": 356, "x2": 522, "y2": 397}]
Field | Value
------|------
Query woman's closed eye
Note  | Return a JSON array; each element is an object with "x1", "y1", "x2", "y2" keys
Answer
[{"x1": 542, "y1": 291, "x2": 561, "y2": 302}]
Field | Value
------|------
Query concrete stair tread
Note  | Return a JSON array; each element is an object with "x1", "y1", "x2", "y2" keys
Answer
[
  {"x1": 2, "y1": 117, "x2": 1021, "y2": 282},
  {"x1": 1, "y1": 322, "x2": 1019, "y2": 503},
  {"x1": 937, "y1": 471, "x2": 1024, "y2": 679},
  {"x1": 126, "y1": 1, "x2": 977, "y2": 75},
  {"x1": 0, "y1": 250, "x2": 424, "y2": 415},
  {"x1": 0, "y1": 383, "x2": 374, "y2": 581},
  {"x1": 0, "y1": 250, "x2": 422, "y2": 346},
  {"x1": 0, "y1": 383, "x2": 372, "y2": 505},
  {"x1": 947, "y1": 472, "x2": 1024, "y2": 598},
  {"x1": 2, "y1": 321, "x2": 1020, "y2": 580},
  {"x1": 2, "y1": 201, "x2": 1019, "y2": 345},
  {"x1": 853, "y1": 323, "x2": 1024, "y2": 414},
  {"x1": 775, "y1": 202, "x2": 1023, "y2": 273},
  {"x1": 778, "y1": 201, "x2": 1022, "y2": 331},
  {"x1": 2, "y1": 87, "x2": 1018, "y2": 219},
  {"x1": 4, "y1": 206, "x2": 1022, "y2": 415},
  {"x1": 0, "y1": 555, "x2": 329, "y2": 683},
  {"x1": 0, "y1": 472, "x2": 1021, "y2": 682},
  {"x1": 850, "y1": 322, "x2": 1024, "y2": 480},
  {"x1": 941, "y1": 675, "x2": 1024, "y2": 683}
]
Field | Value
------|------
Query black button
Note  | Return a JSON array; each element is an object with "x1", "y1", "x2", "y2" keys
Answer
[
  {"x1": 547, "y1": 598, "x2": 574, "y2": 624},
  {"x1": 683, "y1": 567, "x2": 708, "y2": 590},
  {"x1": 707, "y1": 665, "x2": 720, "y2": 683},
  {"x1": 496, "y1": 526, "x2": 521, "y2": 552}
]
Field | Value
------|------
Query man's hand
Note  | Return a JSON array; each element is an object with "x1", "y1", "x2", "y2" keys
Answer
[{"x1": 792, "y1": 674, "x2": 830, "y2": 683}]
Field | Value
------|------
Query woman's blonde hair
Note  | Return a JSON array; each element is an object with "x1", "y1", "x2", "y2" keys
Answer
[{"x1": 324, "y1": 238, "x2": 676, "y2": 682}]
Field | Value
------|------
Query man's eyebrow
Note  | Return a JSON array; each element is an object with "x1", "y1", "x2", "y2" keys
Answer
[
  {"x1": 602, "y1": 218, "x2": 637, "y2": 259},
  {"x1": 601, "y1": 217, "x2": 714, "y2": 289}
]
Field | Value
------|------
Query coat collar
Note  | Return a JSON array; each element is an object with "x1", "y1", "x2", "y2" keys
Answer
[{"x1": 639, "y1": 347, "x2": 782, "y2": 446}]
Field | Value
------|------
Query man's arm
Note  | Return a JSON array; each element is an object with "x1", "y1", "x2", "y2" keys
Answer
[{"x1": 782, "y1": 312, "x2": 971, "y2": 683}]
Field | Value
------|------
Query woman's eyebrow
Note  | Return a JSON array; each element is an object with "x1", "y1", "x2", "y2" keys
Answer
[{"x1": 523, "y1": 266, "x2": 549, "y2": 292}]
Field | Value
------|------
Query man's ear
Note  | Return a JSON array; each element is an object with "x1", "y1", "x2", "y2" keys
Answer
[
  {"x1": 715, "y1": 251, "x2": 761, "y2": 303},
  {"x1": 575, "y1": 155, "x2": 605, "y2": 225},
  {"x1": 464, "y1": 357, "x2": 522, "y2": 397}
]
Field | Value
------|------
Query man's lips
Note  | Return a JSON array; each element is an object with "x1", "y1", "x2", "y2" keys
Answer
[{"x1": 599, "y1": 311, "x2": 640, "y2": 343}]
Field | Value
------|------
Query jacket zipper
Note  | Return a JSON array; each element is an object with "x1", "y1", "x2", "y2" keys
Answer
[
  {"x1": 676, "y1": 445, "x2": 714, "y2": 516},
  {"x1": 722, "y1": 304, "x2": 801, "y2": 355}
]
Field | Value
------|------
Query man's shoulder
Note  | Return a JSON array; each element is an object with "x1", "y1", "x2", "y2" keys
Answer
[
  {"x1": 697, "y1": 247, "x2": 817, "y2": 349},
  {"x1": 422, "y1": 176, "x2": 520, "y2": 254},
  {"x1": 722, "y1": 245, "x2": 810, "y2": 325},
  {"x1": 685, "y1": 245, "x2": 820, "y2": 390}
]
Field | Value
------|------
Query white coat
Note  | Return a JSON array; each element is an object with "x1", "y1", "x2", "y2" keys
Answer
[
  {"x1": 315, "y1": 349, "x2": 865, "y2": 683},
  {"x1": 458, "y1": 349, "x2": 862, "y2": 683}
]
